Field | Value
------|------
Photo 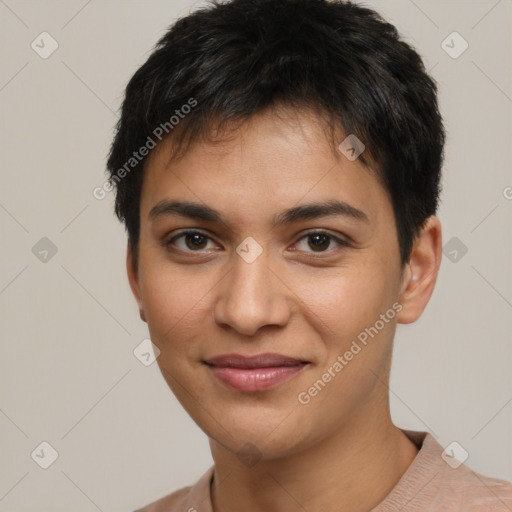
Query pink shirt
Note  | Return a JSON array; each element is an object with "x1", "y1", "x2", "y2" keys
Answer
[{"x1": 134, "y1": 430, "x2": 512, "y2": 511}]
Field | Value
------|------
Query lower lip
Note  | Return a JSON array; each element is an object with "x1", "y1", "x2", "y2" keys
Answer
[{"x1": 208, "y1": 364, "x2": 307, "y2": 392}]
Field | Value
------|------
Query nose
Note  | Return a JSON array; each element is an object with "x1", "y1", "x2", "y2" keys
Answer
[{"x1": 213, "y1": 248, "x2": 291, "y2": 336}]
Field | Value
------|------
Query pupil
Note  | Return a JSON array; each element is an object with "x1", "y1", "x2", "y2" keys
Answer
[
  {"x1": 186, "y1": 233, "x2": 206, "y2": 250},
  {"x1": 309, "y1": 234, "x2": 329, "y2": 251}
]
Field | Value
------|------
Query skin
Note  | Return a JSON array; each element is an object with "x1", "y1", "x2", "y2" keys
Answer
[{"x1": 127, "y1": 106, "x2": 442, "y2": 512}]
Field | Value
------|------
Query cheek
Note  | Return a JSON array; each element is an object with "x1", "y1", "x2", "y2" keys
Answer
[
  {"x1": 290, "y1": 261, "x2": 392, "y2": 342},
  {"x1": 139, "y1": 256, "x2": 215, "y2": 340},
  {"x1": 140, "y1": 263, "x2": 213, "y2": 399}
]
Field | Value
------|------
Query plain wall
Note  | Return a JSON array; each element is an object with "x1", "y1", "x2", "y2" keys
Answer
[{"x1": 0, "y1": 1, "x2": 510, "y2": 510}]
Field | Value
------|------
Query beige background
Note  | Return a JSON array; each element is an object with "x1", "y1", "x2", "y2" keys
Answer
[{"x1": 0, "y1": 0, "x2": 511, "y2": 510}]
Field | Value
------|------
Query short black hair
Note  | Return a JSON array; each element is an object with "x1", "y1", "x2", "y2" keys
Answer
[{"x1": 107, "y1": 0, "x2": 445, "y2": 269}]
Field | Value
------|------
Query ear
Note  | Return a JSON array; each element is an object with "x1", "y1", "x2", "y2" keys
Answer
[
  {"x1": 126, "y1": 244, "x2": 146, "y2": 323},
  {"x1": 396, "y1": 215, "x2": 442, "y2": 324}
]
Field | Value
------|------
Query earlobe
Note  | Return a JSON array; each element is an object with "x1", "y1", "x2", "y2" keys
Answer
[
  {"x1": 126, "y1": 244, "x2": 147, "y2": 323},
  {"x1": 396, "y1": 215, "x2": 442, "y2": 324}
]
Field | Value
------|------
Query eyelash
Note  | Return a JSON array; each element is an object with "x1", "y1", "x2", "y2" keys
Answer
[{"x1": 162, "y1": 229, "x2": 350, "y2": 257}]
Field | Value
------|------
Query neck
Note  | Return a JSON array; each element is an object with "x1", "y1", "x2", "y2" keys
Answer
[{"x1": 210, "y1": 406, "x2": 419, "y2": 512}]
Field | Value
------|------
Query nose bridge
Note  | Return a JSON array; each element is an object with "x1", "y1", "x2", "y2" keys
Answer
[{"x1": 213, "y1": 243, "x2": 289, "y2": 335}]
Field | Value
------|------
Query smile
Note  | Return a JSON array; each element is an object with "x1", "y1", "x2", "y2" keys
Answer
[{"x1": 204, "y1": 353, "x2": 310, "y2": 392}]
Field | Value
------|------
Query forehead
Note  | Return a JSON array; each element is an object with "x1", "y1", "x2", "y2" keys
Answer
[{"x1": 140, "y1": 108, "x2": 391, "y2": 227}]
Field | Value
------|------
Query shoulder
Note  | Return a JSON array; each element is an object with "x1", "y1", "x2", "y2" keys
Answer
[
  {"x1": 425, "y1": 435, "x2": 512, "y2": 508},
  {"x1": 133, "y1": 485, "x2": 192, "y2": 512},
  {"x1": 448, "y1": 466, "x2": 512, "y2": 510},
  {"x1": 133, "y1": 466, "x2": 214, "y2": 512},
  {"x1": 422, "y1": 434, "x2": 512, "y2": 509},
  {"x1": 379, "y1": 431, "x2": 512, "y2": 511}
]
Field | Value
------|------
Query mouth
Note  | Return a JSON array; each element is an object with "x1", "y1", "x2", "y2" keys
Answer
[{"x1": 204, "y1": 353, "x2": 310, "y2": 392}]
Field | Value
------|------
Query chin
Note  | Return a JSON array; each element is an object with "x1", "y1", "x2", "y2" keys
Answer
[{"x1": 203, "y1": 407, "x2": 313, "y2": 460}]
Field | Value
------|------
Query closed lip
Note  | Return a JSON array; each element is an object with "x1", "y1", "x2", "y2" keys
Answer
[{"x1": 204, "y1": 353, "x2": 308, "y2": 368}]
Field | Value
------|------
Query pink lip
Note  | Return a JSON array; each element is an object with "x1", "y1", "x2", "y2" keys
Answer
[{"x1": 204, "y1": 353, "x2": 309, "y2": 392}]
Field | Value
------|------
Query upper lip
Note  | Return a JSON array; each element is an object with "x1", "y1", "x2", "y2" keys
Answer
[{"x1": 204, "y1": 353, "x2": 307, "y2": 368}]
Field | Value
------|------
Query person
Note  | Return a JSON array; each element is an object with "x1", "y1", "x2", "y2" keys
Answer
[{"x1": 106, "y1": 0, "x2": 512, "y2": 510}]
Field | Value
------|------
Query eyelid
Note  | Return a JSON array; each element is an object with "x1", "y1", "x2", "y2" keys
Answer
[
  {"x1": 290, "y1": 229, "x2": 351, "y2": 253},
  {"x1": 163, "y1": 228, "x2": 351, "y2": 255},
  {"x1": 162, "y1": 229, "x2": 220, "y2": 252}
]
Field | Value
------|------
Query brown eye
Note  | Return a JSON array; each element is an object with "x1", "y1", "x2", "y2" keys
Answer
[
  {"x1": 165, "y1": 230, "x2": 216, "y2": 252},
  {"x1": 184, "y1": 233, "x2": 208, "y2": 250},
  {"x1": 308, "y1": 233, "x2": 331, "y2": 251},
  {"x1": 294, "y1": 231, "x2": 349, "y2": 254}
]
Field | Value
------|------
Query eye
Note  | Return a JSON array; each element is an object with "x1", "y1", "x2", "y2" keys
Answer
[
  {"x1": 292, "y1": 231, "x2": 349, "y2": 254},
  {"x1": 164, "y1": 230, "x2": 218, "y2": 252},
  {"x1": 163, "y1": 229, "x2": 350, "y2": 256}
]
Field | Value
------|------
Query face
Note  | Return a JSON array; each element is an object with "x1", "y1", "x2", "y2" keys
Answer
[{"x1": 127, "y1": 107, "x2": 439, "y2": 461}]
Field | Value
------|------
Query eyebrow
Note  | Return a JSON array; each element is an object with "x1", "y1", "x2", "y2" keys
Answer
[{"x1": 148, "y1": 199, "x2": 369, "y2": 227}]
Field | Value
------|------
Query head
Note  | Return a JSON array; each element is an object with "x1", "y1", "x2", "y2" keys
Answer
[{"x1": 107, "y1": 0, "x2": 444, "y2": 463}]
